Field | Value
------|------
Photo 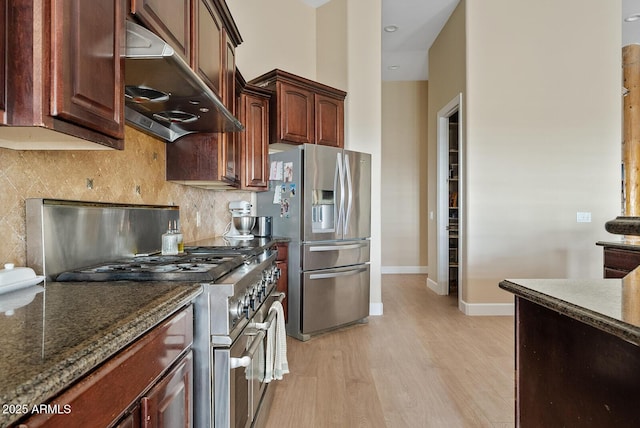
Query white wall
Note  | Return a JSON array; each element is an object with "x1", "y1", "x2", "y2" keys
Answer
[
  {"x1": 428, "y1": 1, "x2": 467, "y2": 296},
  {"x1": 342, "y1": 0, "x2": 382, "y2": 313},
  {"x1": 226, "y1": 0, "x2": 317, "y2": 80},
  {"x1": 382, "y1": 81, "x2": 429, "y2": 272},
  {"x1": 316, "y1": 0, "x2": 348, "y2": 90},
  {"x1": 462, "y1": 0, "x2": 621, "y2": 304}
]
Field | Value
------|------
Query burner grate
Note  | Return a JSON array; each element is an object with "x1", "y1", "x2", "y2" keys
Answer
[{"x1": 56, "y1": 252, "x2": 247, "y2": 283}]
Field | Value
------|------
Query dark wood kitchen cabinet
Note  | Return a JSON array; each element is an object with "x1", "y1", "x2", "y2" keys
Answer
[
  {"x1": 129, "y1": 0, "x2": 191, "y2": 62},
  {"x1": 195, "y1": 0, "x2": 222, "y2": 96},
  {"x1": 129, "y1": 0, "x2": 240, "y2": 109},
  {"x1": 115, "y1": 352, "x2": 193, "y2": 428},
  {"x1": 237, "y1": 72, "x2": 270, "y2": 190},
  {"x1": 2, "y1": 0, "x2": 125, "y2": 150},
  {"x1": 195, "y1": 0, "x2": 241, "y2": 108},
  {"x1": 218, "y1": 34, "x2": 240, "y2": 185},
  {"x1": 250, "y1": 69, "x2": 346, "y2": 148},
  {"x1": 597, "y1": 242, "x2": 640, "y2": 278},
  {"x1": 164, "y1": 0, "x2": 244, "y2": 188},
  {"x1": 511, "y1": 296, "x2": 640, "y2": 426},
  {"x1": 14, "y1": 306, "x2": 193, "y2": 428},
  {"x1": 274, "y1": 242, "x2": 289, "y2": 322}
]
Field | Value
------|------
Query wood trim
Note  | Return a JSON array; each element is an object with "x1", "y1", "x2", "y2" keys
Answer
[
  {"x1": 624, "y1": 44, "x2": 640, "y2": 216},
  {"x1": 5, "y1": 0, "x2": 49, "y2": 125},
  {"x1": 250, "y1": 69, "x2": 346, "y2": 100},
  {"x1": 209, "y1": 0, "x2": 242, "y2": 46}
]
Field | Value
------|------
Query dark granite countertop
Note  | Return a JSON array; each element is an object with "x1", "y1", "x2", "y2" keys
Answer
[
  {"x1": 0, "y1": 280, "x2": 201, "y2": 427},
  {"x1": 596, "y1": 239, "x2": 640, "y2": 251},
  {"x1": 0, "y1": 235, "x2": 286, "y2": 426},
  {"x1": 500, "y1": 269, "x2": 640, "y2": 347}
]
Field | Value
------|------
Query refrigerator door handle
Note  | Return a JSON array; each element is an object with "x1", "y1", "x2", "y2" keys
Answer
[
  {"x1": 309, "y1": 266, "x2": 368, "y2": 280},
  {"x1": 335, "y1": 152, "x2": 345, "y2": 232},
  {"x1": 344, "y1": 153, "x2": 353, "y2": 235}
]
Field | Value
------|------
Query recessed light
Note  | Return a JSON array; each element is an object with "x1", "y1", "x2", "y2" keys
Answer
[
  {"x1": 388, "y1": 65, "x2": 400, "y2": 70},
  {"x1": 625, "y1": 13, "x2": 640, "y2": 22},
  {"x1": 384, "y1": 25, "x2": 399, "y2": 33}
]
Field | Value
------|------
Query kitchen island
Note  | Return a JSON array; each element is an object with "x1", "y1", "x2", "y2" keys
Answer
[
  {"x1": 499, "y1": 272, "x2": 640, "y2": 426},
  {"x1": 0, "y1": 280, "x2": 201, "y2": 427}
]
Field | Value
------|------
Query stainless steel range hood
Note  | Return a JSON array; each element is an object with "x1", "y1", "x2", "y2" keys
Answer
[{"x1": 125, "y1": 20, "x2": 243, "y2": 142}]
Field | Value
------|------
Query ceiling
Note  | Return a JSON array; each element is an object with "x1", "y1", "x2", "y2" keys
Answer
[
  {"x1": 623, "y1": 0, "x2": 640, "y2": 46},
  {"x1": 305, "y1": 0, "x2": 640, "y2": 82},
  {"x1": 301, "y1": 0, "x2": 459, "y2": 81},
  {"x1": 381, "y1": 0, "x2": 459, "y2": 81}
]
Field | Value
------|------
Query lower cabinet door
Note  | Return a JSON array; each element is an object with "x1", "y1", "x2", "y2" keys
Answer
[
  {"x1": 113, "y1": 404, "x2": 141, "y2": 428},
  {"x1": 302, "y1": 264, "x2": 370, "y2": 334},
  {"x1": 142, "y1": 351, "x2": 193, "y2": 428}
]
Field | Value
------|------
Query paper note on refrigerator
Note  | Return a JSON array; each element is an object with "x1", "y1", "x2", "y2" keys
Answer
[
  {"x1": 284, "y1": 162, "x2": 294, "y2": 182},
  {"x1": 269, "y1": 161, "x2": 284, "y2": 180},
  {"x1": 273, "y1": 186, "x2": 282, "y2": 204}
]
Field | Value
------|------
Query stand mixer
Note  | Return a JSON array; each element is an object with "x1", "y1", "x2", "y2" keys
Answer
[{"x1": 224, "y1": 201, "x2": 256, "y2": 239}]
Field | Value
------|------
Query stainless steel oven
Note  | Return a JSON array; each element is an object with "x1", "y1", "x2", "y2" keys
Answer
[
  {"x1": 250, "y1": 291, "x2": 286, "y2": 426},
  {"x1": 26, "y1": 199, "x2": 288, "y2": 428},
  {"x1": 194, "y1": 249, "x2": 283, "y2": 428},
  {"x1": 215, "y1": 289, "x2": 285, "y2": 428}
]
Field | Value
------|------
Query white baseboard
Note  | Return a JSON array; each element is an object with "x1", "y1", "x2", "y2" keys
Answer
[
  {"x1": 426, "y1": 277, "x2": 447, "y2": 295},
  {"x1": 459, "y1": 300, "x2": 514, "y2": 316},
  {"x1": 381, "y1": 266, "x2": 428, "y2": 274},
  {"x1": 369, "y1": 302, "x2": 383, "y2": 316}
]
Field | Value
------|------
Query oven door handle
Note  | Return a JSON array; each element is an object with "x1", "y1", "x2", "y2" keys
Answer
[
  {"x1": 230, "y1": 330, "x2": 266, "y2": 369},
  {"x1": 249, "y1": 293, "x2": 286, "y2": 331}
]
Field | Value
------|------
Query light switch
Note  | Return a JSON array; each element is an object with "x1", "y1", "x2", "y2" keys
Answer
[{"x1": 576, "y1": 212, "x2": 592, "y2": 223}]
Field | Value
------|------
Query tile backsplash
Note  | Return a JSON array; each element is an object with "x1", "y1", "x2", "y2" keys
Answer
[{"x1": 0, "y1": 126, "x2": 252, "y2": 267}]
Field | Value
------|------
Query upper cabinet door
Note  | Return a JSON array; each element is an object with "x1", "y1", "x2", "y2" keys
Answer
[
  {"x1": 130, "y1": 0, "x2": 191, "y2": 62},
  {"x1": 277, "y1": 81, "x2": 314, "y2": 145},
  {"x1": 315, "y1": 93, "x2": 344, "y2": 148},
  {"x1": 196, "y1": 0, "x2": 223, "y2": 98},
  {"x1": 224, "y1": 32, "x2": 235, "y2": 111},
  {"x1": 249, "y1": 69, "x2": 346, "y2": 147},
  {"x1": 241, "y1": 90, "x2": 269, "y2": 189},
  {"x1": 51, "y1": 0, "x2": 125, "y2": 139}
]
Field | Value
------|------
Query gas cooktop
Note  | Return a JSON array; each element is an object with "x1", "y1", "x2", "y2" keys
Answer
[{"x1": 55, "y1": 247, "x2": 255, "y2": 282}]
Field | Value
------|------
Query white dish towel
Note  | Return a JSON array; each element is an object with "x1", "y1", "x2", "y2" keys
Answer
[{"x1": 265, "y1": 300, "x2": 289, "y2": 383}]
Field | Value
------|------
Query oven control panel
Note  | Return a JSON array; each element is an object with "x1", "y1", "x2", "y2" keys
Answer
[{"x1": 229, "y1": 261, "x2": 279, "y2": 327}]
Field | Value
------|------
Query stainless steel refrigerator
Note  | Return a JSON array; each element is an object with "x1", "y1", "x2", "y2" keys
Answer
[{"x1": 256, "y1": 144, "x2": 371, "y2": 341}]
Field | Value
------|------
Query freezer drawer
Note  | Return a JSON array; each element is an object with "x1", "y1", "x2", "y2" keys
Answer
[
  {"x1": 302, "y1": 240, "x2": 370, "y2": 271},
  {"x1": 302, "y1": 264, "x2": 370, "y2": 334}
]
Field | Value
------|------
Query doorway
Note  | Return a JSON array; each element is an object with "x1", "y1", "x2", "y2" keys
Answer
[{"x1": 435, "y1": 94, "x2": 462, "y2": 307}]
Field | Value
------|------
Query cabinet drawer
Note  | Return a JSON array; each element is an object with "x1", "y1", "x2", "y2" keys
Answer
[
  {"x1": 302, "y1": 264, "x2": 370, "y2": 334},
  {"x1": 16, "y1": 306, "x2": 193, "y2": 428},
  {"x1": 303, "y1": 240, "x2": 370, "y2": 271},
  {"x1": 603, "y1": 248, "x2": 640, "y2": 273}
]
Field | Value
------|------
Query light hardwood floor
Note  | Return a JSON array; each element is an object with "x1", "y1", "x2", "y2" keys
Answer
[{"x1": 265, "y1": 274, "x2": 515, "y2": 428}]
